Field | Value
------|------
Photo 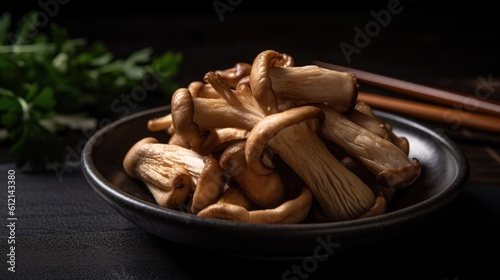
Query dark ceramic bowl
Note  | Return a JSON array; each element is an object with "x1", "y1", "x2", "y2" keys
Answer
[{"x1": 81, "y1": 106, "x2": 469, "y2": 259}]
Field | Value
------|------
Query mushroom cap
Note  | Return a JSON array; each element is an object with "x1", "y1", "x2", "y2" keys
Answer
[
  {"x1": 171, "y1": 88, "x2": 210, "y2": 149},
  {"x1": 245, "y1": 105, "x2": 325, "y2": 176},
  {"x1": 219, "y1": 140, "x2": 286, "y2": 209},
  {"x1": 147, "y1": 114, "x2": 173, "y2": 132},
  {"x1": 249, "y1": 50, "x2": 285, "y2": 115},
  {"x1": 126, "y1": 50, "x2": 422, "y2": 223},
  {"x1": 191, "y1": 156, "x2": 227, "y2": 214},
  {"x1": 146, "y1": 173, "x2": 192, "y2": 209},
  {"x1": 215, "y1": 62, "x2": 252, "y2": 88}
]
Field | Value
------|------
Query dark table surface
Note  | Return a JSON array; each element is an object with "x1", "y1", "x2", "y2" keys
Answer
[{"x1": 1, "y1": 2, "x2": 500, "y2": 279}]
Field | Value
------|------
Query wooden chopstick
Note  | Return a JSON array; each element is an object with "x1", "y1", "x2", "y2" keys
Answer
[
  {"x1": 314, "y1": 61, "x2": 500, "y2": 117},
  {"x1": 358, "y1": 91, "x2": 500, "y2": 133}
]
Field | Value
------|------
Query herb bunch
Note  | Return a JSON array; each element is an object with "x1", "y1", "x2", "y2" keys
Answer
[{"x1": 0, "y1": 11, "x2": 182, "y2": 171}]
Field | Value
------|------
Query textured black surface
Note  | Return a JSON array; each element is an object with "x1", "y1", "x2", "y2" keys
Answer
[{"x1": 1, "y1": 162, "x2": 499, "y2": 279}]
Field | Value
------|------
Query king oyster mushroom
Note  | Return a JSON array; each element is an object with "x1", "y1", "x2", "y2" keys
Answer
[
  {"x1": 197, "y1": 185, "x2": 313, "y2": 224},
  {"x1": 317, "y1": 104, "x2": 421, "y2": 189},
  {"x1": 166, "y1": 50, "x2": 386, "y2": 221},
  {"x1": 219, "y1": 139, "x2": 286, "y2": 208},
  {"x1": 215, "y1": 62, "x2": 252, "y2": 88},
  {"x1": 249, "y1": 50, "x2": 358, "y2": 115},
  {"x1": 122, "y1": 137, "x2": 227, "y2": 214},
  {"x1": 353, "y1": 101, "x2": 410, "y2": 154},
  {"x1": 346, "y1": 106, "x2": 392, "y2": 141},
  {"x1": 126, "y1": 49, "x2": 421, "y2": 223},
  {"x1": 147, "y1": 82, "x2": 248, "y2": 156}
]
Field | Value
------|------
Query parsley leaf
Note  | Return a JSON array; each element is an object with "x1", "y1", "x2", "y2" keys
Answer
[{"x1": 0, "y1": 11, "x2": 182, "y2": 171}]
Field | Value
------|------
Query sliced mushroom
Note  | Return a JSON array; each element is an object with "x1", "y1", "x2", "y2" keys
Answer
[
  {"x1": 347, "y1": 109, "x2": 391, "y2": 141},
  {"x1": 384, "y1": 122, "x2": 410, "y2": 155},
  {"x1": 147, "y1": 113, "x2": 234, "y2": 154},
  {"x1": 217, "y1": 183, "x2": 254, "y2": 210},
  {"x1": 171, "y1": 88, "x2": 211, "y2": 149},
  {"x1": 188, "y1": 81, "x2": 220, "y2": 99},
  {"x1": 122, "y1": 137, "x2": 226, "y2": 213},
  {"x1": 355, "y1": 101, "x2": 409, "y2": 154},
  {"x1": 196, "y1": 127, "x2": 249, "y2": 156},
  {"x1": 171, "y1": 75, "x2": 378, "y2": 221},
  {"x1": 147, "y1": 113, "x2": 174, "y2": 133},
  {"x1": 219, "y1": 139, "x2": 286, "y2": 208},
  {"x1": 197, "y1": 186, "x2": 313, "y2": 224},
  {"x1": 250, "y1": 113, "x2": 377, "y2": 221},
  {"x1": 244, "y1": 105, "x2": 325, "y2": 175},
  {"x1": 191, "y1": 156, "x2": 228, "y2": 214},
  {"x1": 249, "y1": 50, "x2": 358, "y2": 115},
  {"x1": 336, "y1": 147, "x2": 377, "y2": 188},
  {"x1": 318, "y1": 104, "x2": 421, "y2": 188},
  {"x1": 145, "y1": 49, "x2": 422, "y2": 222},
  {"x1": 269, "y1": 65, "x2": 358, "y2": 114},
  {"x1": 249, "y1": 49, "x2": 285, "y2": 115},
  {"x1": 358, "y1": 191, "x2": 387, "y2": 219},
  {"x1": 371, "y1": 183, "x2": 396, "y2": 204},
  {"x1": 215, "y1": 62, "x2": 252, "y2": 88}
]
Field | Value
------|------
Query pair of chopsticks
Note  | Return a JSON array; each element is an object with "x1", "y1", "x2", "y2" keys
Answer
[{"x1": 314, "y1": 61, "x2": 500, "y2": 134}]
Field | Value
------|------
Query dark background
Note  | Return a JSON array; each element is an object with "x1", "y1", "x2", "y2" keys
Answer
[{"x1": 5, "y1": 0, "x2": 499, "y2": 90}]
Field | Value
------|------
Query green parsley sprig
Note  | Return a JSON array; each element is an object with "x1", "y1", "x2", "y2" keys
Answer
[{"x1": 0, "y1": 11, "x2": 182, "y2": 171}]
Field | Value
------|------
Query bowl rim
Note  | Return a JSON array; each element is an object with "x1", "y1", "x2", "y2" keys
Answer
[{"x1": 81, "y1": 105, "x2": 470, "y2": 235}]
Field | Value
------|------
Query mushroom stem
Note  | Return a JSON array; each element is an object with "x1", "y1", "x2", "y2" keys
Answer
[
  {"x1": 188, "y1": 81, "x2": 220, "y2": 99},
  {"x1": 358, "y1": 191, "x2": 386, "y2": 219},
  {"x1": 122, "y1": 137, "x2": 203, "y2": 210},
  {"x1": 197, "y1": 187, "x2": 313, "y2": 224},
  {"x1": 171, "y1": 88, "x2": 210, "y2": 149},
  {"x1": 355, "y1": 101, "x2": 410, "y2": 154},
  {"x1": 195, "y1": 127, "x2": 248, "y2": 155},
  {"x1": 249, "y1": 50, "x2": 284, "y2": 115},
  {"x1": 172, "y1": 79, "x2": 377, "y2": 221},
  {"x1": 126, "y1": 50, "x2": 423, "y2": 223},
  {"x1": 219, "y1": 140, "x2": 286, "y2": 208},
  {"x1": 269, "y1": 65, "x2": 358, "y2": 114},
  {"x1": 245, "y1": 105, "x2": 325, "y2": 176},
  {"x1": 218, "y1": 184, "x2": 254, "y2": 209},
  {"x1": 190, "y1": 96, "x2": 262, "y2": 130},
  {"x1": 318, "y1": 104, "x2": 421, "y2": 188},
  {"x1": 249, "y1": 50, "x2": 358, "y2": 115},
  {"x1": 191, "y1": 156, "x2": 227, "y2": 214},
  {"x1": 122, "y1": 137, "x2": 226, "y2": 212},
  {"x1": 145, "y1": 174, "x2": 192, "y2": 209},
  {"x1": 215, "y1": 62, "x2": 252, "y2": 88},
  {"x1": 267, "y1": 121, "x2": 376, "y2": 221},
  {"x1": 347, "y1": 109, "x2": 391, "y2": 141},
  {"x1": 147, "y1": 114, "x2": 173, "y2": 132}
]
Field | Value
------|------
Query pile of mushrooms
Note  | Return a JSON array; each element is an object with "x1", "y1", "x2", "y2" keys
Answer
[{"x1": 123, "y1": 50, "x2": 421, "y2": 224}]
